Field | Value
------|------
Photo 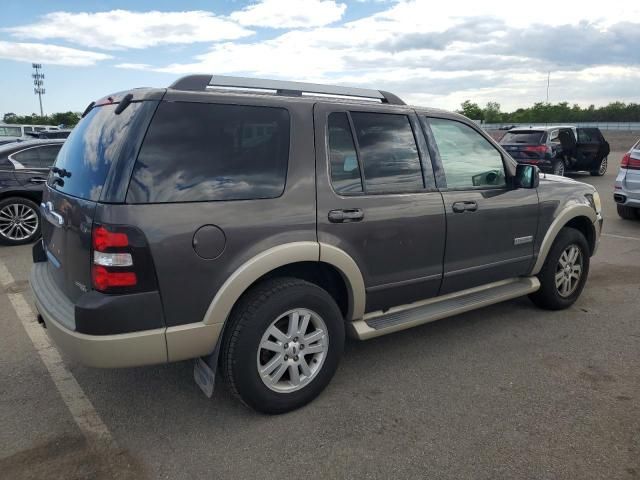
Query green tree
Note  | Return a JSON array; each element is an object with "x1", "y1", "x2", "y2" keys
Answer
[
  {"x1": 458, "y1": 100, "x2": 484, "y2": 121},
  {"x1": 483, "y1": 102, "x2": 502, "y2": 123}
]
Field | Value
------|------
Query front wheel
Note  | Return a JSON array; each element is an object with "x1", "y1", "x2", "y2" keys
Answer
[
  {"x1": 590, "y1": 157, "x2": 607, "y2": 176},
  {"x1": 0, "y1": 197, "x2": 41, "y2": 246},
  {"x1": 221, "y1": 277, "x2": 345, "y2": 414},
  {"x1": 529, "y1": 227, "x2": 590, "y2": 310}
]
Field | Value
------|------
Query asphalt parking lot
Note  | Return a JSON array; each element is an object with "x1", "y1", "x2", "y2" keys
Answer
[{"x1": 1, "y1": 153, "x2": 639, "y2": 480}]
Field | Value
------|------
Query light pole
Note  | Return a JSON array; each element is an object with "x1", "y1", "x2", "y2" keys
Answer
[{"x1": 32, "y1": 63, "x2": 45, "y2": 117}]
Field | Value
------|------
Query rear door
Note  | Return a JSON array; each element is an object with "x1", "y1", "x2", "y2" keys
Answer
[
  {"x1": 11, "y1": 144, "x2": 61, "y2": 191},
  {"x1": 314, "y1": 103, "x2": 446, "y2": 313},
  {"x1": 422, "y1": 115, "x2": 539, "y2": 294},
  {"x1": 42, "y1": 101, "x2": 157, "y2": 302}
]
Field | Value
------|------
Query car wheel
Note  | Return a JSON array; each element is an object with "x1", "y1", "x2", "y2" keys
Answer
[
  {"x1": 590, "y1": 157, "x2": 607, "y2": 176},
  {"x1": 0, "y1": 197, "x2": 41, "y2": 246},
  {"x1": 552, "y1": 159, "x2": 565, "y2": 176},
  {"x1": 529, "y1": 227, "x2": 590, "y2": 310},
  {"x1": 221, "y1": 277, "x2": 345, "y2": 414},
  {"x1": 617, "y1": 204, "x2": 639, "y2": 220}
]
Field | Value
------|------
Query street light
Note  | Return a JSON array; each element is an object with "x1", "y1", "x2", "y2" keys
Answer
[{"x1": 32, "y1": 63, "x2": 45, "y2": 117}]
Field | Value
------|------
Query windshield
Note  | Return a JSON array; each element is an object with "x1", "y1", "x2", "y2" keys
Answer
[
  {"x1": 500, "y1": 131, "x2": 545, "y2": 144},
  {"x1": 49, "y1": 103, "x2": 145, "y2": 201},
  {"x1": 0, "y1": 126, "x2": 22, "y2": 137}
]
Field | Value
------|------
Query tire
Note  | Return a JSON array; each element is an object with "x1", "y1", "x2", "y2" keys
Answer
[
  {"x1": 529, "y1": 227, "x2": 590, "y2": 310},
  {"x1": 617, "y1": 204, "x2": 639, "y2": 220},
  {"x1": 590, "y1": 157, "x2": 607, "y2": 176},
  {"x1": 221, "y1": 277, "x2": 345, "y2": 414},
  {"x1": 552, "y1": 159, "x2": 565, "y2": 176},
  {"x1": 0, "y1": 197, "x2": 41, "y2": 246}
]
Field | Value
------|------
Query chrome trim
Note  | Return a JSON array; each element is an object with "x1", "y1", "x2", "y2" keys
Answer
[{"x1": 40, "y1": 201, "x2": 64, "y2": 227}]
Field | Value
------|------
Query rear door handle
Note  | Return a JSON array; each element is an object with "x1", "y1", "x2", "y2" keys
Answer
[
  {"x1": 452, "y1": 201, "x2": 478, "y2": 213},
  {"x1": 29, "y1": 177, "x2": 48, "y2": 184},
  {"x1": 328, "y1": 208, "x2": 364, "y2": 223}
]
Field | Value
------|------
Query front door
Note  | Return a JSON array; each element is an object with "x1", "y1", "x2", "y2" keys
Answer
[
  {"x1": 423, "y1": 116, "x2": 539, "y2": 295},
  {"x1": 576, "y1": 128, "x2": 609, "y2": 170},
  {"x1": 314, "y1": 103, "x2": 446, "y2": 313}
]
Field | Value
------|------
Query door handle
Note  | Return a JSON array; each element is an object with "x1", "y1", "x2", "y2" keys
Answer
[
  {"x1": 29, "y1": 177, "x2": 48, "y2": 184},
  {"x1": 328, "y1": 208, "x2": 364, "y2": 223},
  {"x1": 452, "y1": 201, "x2": 478, "y2": 213}
]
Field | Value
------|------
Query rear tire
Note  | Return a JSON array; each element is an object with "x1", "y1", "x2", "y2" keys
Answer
[
  {"x1": 221, "y1": 277, "x2": 345, "y2": 414},
  {"x1": 0, "y1": 197, "x2": 41, "y2": 246},
  {"x1": 529, "y1": 227, "x2": 590, "y2": 310},
  {"x1": 617, "y1": 204, "x2": 639, "y2": 220},
  {"x1": 590, "y1": 157, "x2": 607, "y2": 176},
  {"x1": 552, "y1": 159, "x2": 565, "y2": 176}
]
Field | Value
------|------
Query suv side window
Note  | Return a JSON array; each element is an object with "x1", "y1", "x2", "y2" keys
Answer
[
  {"x1": 12, "y1": 145, "x2": 61, "y2": 168},
  {"x1": 350, "y1": 112, "x2": 423, "y2": 194},
  {"x1": 328, "y1": 112, "x2": 363, "y2": 194},
  {"x1": 428, "y1": 117, "x2": 506, "y2": 189},
  {"x1": 128, "y1": 102, "x2": 290, "y2": 203}
]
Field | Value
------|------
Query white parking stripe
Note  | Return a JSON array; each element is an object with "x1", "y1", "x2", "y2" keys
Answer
[
  {"x1": 602, "y1": 233, "x2": 640, "y2": 241},
  {"x1": 0, "y1": 260, "x2": 117, "y2": 452}
]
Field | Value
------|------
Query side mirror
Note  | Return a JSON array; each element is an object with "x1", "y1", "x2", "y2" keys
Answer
[{"x1": 514, "y1": 164, "x2": 540, "y2": 189}]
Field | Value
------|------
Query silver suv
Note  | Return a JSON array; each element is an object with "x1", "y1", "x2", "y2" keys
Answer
[
  {"x1": 30, "y1": 76, "x2": 603, "y2": 413},
  {"x1": 614, "y1": 138, "x2": 640, "y2": 219}
]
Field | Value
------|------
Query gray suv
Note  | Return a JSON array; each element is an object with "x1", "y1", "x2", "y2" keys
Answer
[{"x1": 30, "y1": 76, "x2": 603, "y2": 414}]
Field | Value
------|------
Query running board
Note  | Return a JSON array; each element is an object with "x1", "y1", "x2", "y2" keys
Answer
[{"x1": 350, "y1": 277, "x2": 540, "y2": 340}]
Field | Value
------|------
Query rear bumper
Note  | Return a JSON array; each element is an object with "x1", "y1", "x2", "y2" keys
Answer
[
  {"x1": 30, "y1": 262, "x2": 168, "y2": 367},
  {"x1": 30, "y1": 261, "x2": 223, "y2": 368}
]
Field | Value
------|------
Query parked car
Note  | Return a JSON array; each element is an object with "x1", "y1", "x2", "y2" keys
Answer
[
  {"x1": 0, "y1": 124, "x2": 61, "y2": 146},
  {"x1": 25, "y1": 129, "x2": 72, "y2": 140},
  {"x1": 0, "y1": 139, "x2": 64, "y2": 245},
  {"x1": 29, "y1": 76, "x2": 603, "y2": 414},
  {"x1": 499, "y1": 126, "x2": 610, "y2": 176},
  {"x1": 614, "y1": 138, "x2": 640, "y2": 219}
]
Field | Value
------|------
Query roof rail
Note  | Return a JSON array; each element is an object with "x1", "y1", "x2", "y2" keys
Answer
[{"x1": 168, "y1": 75, "x2": 406, "y2": 105}]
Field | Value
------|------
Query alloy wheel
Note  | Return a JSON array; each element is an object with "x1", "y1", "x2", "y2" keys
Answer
[
  {"x1": 257, "y1": 308, "x2": 328, "y2": 393},
  {"x1": 598, "y1": 157, "x2": 608, "y2": 175},
  {"x1": 0, "y1": 203, "x2": 39, "y2": 242},
  {"x1": 555, "y1": 244, "x2": 583, "y2": 297}
]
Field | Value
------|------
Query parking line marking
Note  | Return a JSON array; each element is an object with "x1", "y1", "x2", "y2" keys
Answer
[
  {"x1": 0, "y1": 260, "x2": 117, "y2": 452},
  {"x1": 602, "y1": 233, "x2": 640, "y2": 241}
]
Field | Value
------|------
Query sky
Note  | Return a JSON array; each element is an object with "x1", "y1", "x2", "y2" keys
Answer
[{"x1": 1, "y1": 0, "x2": 639, "y2": 116}]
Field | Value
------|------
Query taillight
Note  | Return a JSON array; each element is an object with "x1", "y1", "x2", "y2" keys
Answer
[
  {"x1": 621, "y1": 152, "x2": 640, "y2": 170},
  {"x1": 523, "y1": 145, "x2": 551, "y2": 155},
  {"x1": 91, "y1": 224, "x2": 157, "y2": 293}
]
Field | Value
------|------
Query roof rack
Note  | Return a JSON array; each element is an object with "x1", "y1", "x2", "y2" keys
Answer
[{"x1": 168, "y1": 75, "x2": 405, "y2": 105}]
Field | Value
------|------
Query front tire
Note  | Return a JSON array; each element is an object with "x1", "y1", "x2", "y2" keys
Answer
[
  {"x1": 0, "y1": 197, "x2": 41, "y2": 246},
  {"x1": 552, "y1": 159, "x2": 565, "y2": 176},
  {"x1": 221, "y1": 277, "x2": 345, "y2": 414},
  {"x1": 529, "y1": 227, "x2": 590, "y2": 310},
  {"x1": 617, "y1": 204, "x2": 639, "y2": 220}
]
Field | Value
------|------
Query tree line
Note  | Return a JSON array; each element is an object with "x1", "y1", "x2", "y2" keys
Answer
[
  {"x1": 2, "y1": 112, "x2": 81, "y2": 127},
  {"x1": 458, "y1": 101, "x2": 640, "y2": 124}
]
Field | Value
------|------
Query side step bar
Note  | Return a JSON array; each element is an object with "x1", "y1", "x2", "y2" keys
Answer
[{"x1": 350, "y1": 277, "x2": 540, "y2": 340}]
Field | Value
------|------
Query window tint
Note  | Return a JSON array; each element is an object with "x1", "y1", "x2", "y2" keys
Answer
[
  {"x1": 578, "y1": 128, "x2": 602, "y2": 143},
  {"x1": 500, "y1": 131, "x2": 544, "y2": 144},
  {"x1": 12, "y1": 148, "x2": 40, "y2": 167},
  {"x1": 13, "y1": 145, "x2": 60, "y2": 168},
  {"x1": 51, "y1": 102, "x2": 148, "y2": 201},
  {"x1": 0, "y1": 126, "x2": 22, "y2": 137},
  {"x1": 127, "y1": 102, "x2": 290, "y2": 203},
  {"x1": 328, "y1": 112, "x2": 362, "y2": 194},
  {"x1": 37, "y1": 145, "x2": 62, "y2": 166},
  {"x1": 429, "y1": 118, "x2": 506, "y2": 189},
  {"x1": 350, "y1": 112, "x2": 423, "y2": 193}
]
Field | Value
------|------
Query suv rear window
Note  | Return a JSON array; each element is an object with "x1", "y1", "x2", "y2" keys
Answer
[
  {"x1": 500, "y1": 131, "x2": 545, "y2": 144},
  {"x1": 127, "y1": 102, "x2": 290, "y2": 203},
  {"x1": 50, "y1": 103, "x2": 148, "y2": 201}
]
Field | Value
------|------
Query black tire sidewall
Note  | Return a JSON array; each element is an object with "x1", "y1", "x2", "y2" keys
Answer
[
  {"x1": 532, "y1": 228, "x2": 590, "y2": 310},
  {"x1": 226, "y1": 280, "x2": 345, "y2": 414},
  {"x1": 0, "y1": 197, "x2": 41, "y2": 246}
]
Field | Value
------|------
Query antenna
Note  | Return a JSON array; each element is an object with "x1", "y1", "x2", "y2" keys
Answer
[{"x1": 32, "y1": 63, "x2": 45, "y2": 117}]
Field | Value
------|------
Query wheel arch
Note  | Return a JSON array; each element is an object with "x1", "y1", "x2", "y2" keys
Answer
[{"x1": 531, "y1": 205, "x2": 597, "y2": 276}]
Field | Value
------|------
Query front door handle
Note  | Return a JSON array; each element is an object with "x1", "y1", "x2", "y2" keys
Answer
[
  {"x1": 328, "y1": 208, "x2": 364, "y2": 223},
  {"x1": 452, "y1": 201, "x2": 478, "y2": 213}
]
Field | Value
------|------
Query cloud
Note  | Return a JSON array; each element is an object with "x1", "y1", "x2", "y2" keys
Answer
[
  {"x1": 0, "y1": 41, "x2": 112, "y2": 66},
  {"x1": 4, "y1": 10, "x2": 253, "y2": 50},
  {"x1": 230, "y1": 0, "x2": 346, "y2": 28},
  {"x1": 115, "y1": 63, "x2": 153, "y2": 70}
]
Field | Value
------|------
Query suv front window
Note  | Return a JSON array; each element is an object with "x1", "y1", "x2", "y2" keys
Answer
[{"x1": 428, "y1": 117, "x2": 506, "y2": 189}]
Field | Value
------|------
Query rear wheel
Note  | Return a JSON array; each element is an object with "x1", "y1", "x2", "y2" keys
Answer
[
  {"x1": 529, "y1": 227, "x2": 590, "y2": 310},
  {"x1": 0, "y1": 197, "x2": 41, "y2": 246},
  {"x1": 221, "y1": 277, "x2": 345, "y2": 414},
  {"x1": 552, "y1": 159, "x2": 565, "y2": 176},
  {"x1": 617, "y1": 204, "x2": 639, "y2": 220},
  {"x1": 590, "y1": 157, "x2": 607, "y2": 176}
]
